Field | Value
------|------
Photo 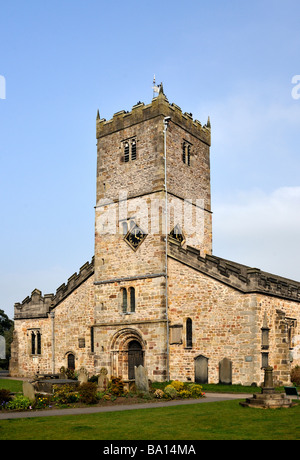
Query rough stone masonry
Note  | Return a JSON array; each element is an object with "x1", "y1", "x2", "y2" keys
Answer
[{"x1": 10, "y1": 85, "x2": 300, "y2": 387}]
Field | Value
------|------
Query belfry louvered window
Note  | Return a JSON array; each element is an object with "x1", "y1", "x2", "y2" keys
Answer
[
  {"x1": 131, "y1": 139, "x2": 137, "y2": 160},
  {"x1": 124, "y1": 142, "x2": 130, "y2": 163},
  {"x1": 182, "y1": 141, "x2": 191, "y2": 166},
  {"x1": 123, "y1": 138, "x2": 137, "y2": 163}
]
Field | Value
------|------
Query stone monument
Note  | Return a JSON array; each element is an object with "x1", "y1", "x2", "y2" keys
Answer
[
  {"x1": 134, "y1": 365, "x2": 149, "y2": 393},
  {"x1": 78, "y1": 367, "x2": 89, "y2": 384},
  {"x1": 98, "y1": 367, "x2": 109, "y2": 392},
  {"x1": 22, "y1": 381, "x2": 36, "y2": 401},
  {"x1": 240, "y1": 367, "x2": 296, "y2": 409}
]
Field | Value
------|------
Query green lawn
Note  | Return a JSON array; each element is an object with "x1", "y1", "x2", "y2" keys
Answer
[
  {"x1": 0, "y1": 379, "x2": 23, "y2": 393},
  {"x1": 0, "y1": 400, "x2": 299, "y2": 440},
  {"x1": 1, "y1": 379, "x2": 299, "y2": 440}
]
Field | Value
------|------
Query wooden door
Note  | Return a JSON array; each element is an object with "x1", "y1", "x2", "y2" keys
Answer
[
  {"x1": 67, "y1": 353, "x2": 75, "y2": 370},
  {"x1": 128, "y1": 340, "x2": 143, "y2": 380}
]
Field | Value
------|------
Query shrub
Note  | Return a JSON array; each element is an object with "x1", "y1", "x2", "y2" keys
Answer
[
  {"x1": 65, "y1": 368, "x2": 77, "y2": 380},
  {"x1": 164, "y1": 385, "x2": 178, "y2": 399},
  {"x1": 291, "y1": 366, "x2": 300, "y2": 386},
  {"x1": 33, "y1": 393, "x2": 52, "y2": 409},
  {"x1": 170, "y1": 380, "x2": 184, "y2": 391},
  {"x1": 53, "y1": 384, "x2": 79, "y2": 405},
  {"x1": 187, "y1": 383, "x2": 204, "y2": 398},
  {"x1": 178, "y1": 389, "x2": 192, "y2": 398},
  {"x1": 154, "y1": 389, "x2": 164, "y2": 399},
  {"x1": 78, "y1": 382, "x2": 98, "y2": 404},
  {"x1": 108, "y1": 376, "x2": 124, "y2": 397},
  {"x1": 0, "y1": 389, "x2": 12, "y2": 409},
  {"x1": 6, "y1": 395, "x2": 31, "y2": 411}
]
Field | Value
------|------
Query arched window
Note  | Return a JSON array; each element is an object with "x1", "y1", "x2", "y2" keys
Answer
[
  {"x1": 123, "y1": 138, "x2": 137, "y2": 163},
  {"x1": 31, "y1": 331, "x2": 36, "y2": 355},
  {"x1": 130, "y1": 287, "x2": 135, "y2": 312},
  {"x1": 30, "y1": 330, "x2": 41, "y2": 355},
  {"x1": 36, "y1": 331, "x2": 41, "y2": 355},
  {"x1": 182, "y1": 142, "x2": 186, "y2": 164},
  {"x1": 187, "y1": 144, "x2": 191, "y2": 166},
  {"x1": 186, "y1": 318, "x2": 193, "y2": 348},
  {"x1": 67, "y1": 353, "x2": 75, "y2": 370},
  {"x1": 131, "y1": 139, "x2": 137, "y2": 160},
  {"x1": 122, "y1": 288, "x2": 127, "y2": 313},
  {"x1": 182, "y1": 141, "x2": 191, "y2": 166},
  {"x1": 124, "y1": 142, "x2": 130, "y2": 162}
]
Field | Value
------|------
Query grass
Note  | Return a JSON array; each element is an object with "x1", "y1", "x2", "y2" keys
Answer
[
  {"x1": 0, "y1": 379, "x2": 23, "y2": 393},
  {"x1": 0, "y1": 400, "x2": 299, "y2": 440},
  {"x1": 152, "y1": 381, "x2": 290, "y2": 394},
  {"x1": 1, "y1": 379, "x2": 299, "y2": 440}
]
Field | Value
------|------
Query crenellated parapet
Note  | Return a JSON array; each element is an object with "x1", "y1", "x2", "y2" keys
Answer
[
  {"x1": 14, "y1": 289, "x2": 54, "y2": 320},
  {"x1": 96, "y1": 84, "x2": 211, "y2": 146},
  {"x1": 14, "y1": 257, "x2": 95, "y2": 320},
  {"x1": 168, "y1": 240, "x2": 300, "y2": 302}
]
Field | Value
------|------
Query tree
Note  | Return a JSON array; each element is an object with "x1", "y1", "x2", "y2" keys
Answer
[
  {"x1": 0, "y1": 309, "x2": 14, "y2": 369},
  {"x1": 0, "y1": 309, "x2": 13, "y2": 336}
]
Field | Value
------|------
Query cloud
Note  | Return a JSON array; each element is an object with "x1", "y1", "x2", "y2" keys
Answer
[{"x1": 213, "y1": 186, "x2": 300, "y2": 282}]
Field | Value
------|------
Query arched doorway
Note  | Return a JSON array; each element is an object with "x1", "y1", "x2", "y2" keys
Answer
[
  {"x1": 67, "y1": 353, "x2": 75, "y2": 370},
  {"x1": 128, "y1": 340, "x2": 144, "y2": 380}
]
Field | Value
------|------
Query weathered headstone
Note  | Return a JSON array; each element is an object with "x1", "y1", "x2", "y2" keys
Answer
[
  {"x1": 134, "y1": 365, "x2": 149, "y2": 393},
  {"x1": 23, "y1": 381, "x2": 35, "y2": 401},
  {"x1": 98, "y1": 367, "x2": 109, "y2": 392},
  {"x1": 59, "y1": 366, "x2": 67, "y2": 379},
  {"x1": 78, "y1": 367, "x2": 89, "y2": 384},
  {"x1": 219, "y1": 358, "x2": 232, "y2": 385},
  {"x1": 195, "y1": 355, "x2": 208, "y2": 384}
]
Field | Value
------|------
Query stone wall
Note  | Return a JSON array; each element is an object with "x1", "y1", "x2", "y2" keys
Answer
[
  {"x1": 10, "y1": 273, "x2": 95, "y2": 378},
  {"x1": 167, "y1": 254, "x2": 300, "y2": 386}
]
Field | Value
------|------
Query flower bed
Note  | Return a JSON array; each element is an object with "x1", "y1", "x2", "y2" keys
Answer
[{"x1": 0, "y1": 378, "x2": 205, "y2": 412}]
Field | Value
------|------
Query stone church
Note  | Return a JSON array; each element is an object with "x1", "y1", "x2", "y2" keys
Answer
[{"x1": 9, "y1": 85, "x2": 300, "y2": 386}]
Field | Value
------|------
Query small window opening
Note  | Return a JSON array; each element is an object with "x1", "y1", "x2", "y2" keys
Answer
[
  {"x1": 131, "y1": 139, "x2": 137, "y2": 160},
  {"x1": 124, "y1": 142, "x2": 130, "y2": 162},
  {"x1": 182, "y1": 142, "x2": 186, "y2": 164},
  {"x1": 130, "y1": 287, "x2": 135, "y2": 312},
  {"x1": 122, "y1": 288, "x2": 127, "y2": 313},
  {"x1": 186, "y1": 318, "x2": 193, "y2": 348}
]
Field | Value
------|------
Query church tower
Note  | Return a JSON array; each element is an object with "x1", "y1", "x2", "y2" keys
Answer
[{"x1": 93, "y1": 86, "x2": 212, "y2": 381}]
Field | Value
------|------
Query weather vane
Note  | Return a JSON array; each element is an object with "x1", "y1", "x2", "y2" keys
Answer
[{"x1": 152, "y1": 74, "x2": 160, "y2": 98}]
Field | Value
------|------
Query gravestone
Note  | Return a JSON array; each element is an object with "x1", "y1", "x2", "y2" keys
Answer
[
  {"x1": 23, "y1": 381, "x2": 36, "y2": 401},
  {"x1": 78, "y1": 367, "x2": 89, "y2": 384},
  {"x1": 98, "y1": 367, "x2": 109, "y2": 392},
  {"x1": 134, "y1": 365, "x2": 149, "y2": 393},
  {"x1": 195, "y1": 355, "x2": 208, "y2": 384},
  {"x1": 219, "y1": 358, "x2": 232, "y2": 385}
]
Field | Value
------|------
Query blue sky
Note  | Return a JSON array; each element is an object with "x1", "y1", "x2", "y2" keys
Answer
[{"x1": 1, "y1": 0, "x2": 300, "y2": 318}]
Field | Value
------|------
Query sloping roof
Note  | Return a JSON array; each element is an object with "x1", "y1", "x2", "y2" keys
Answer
[
  {"x1": 14, "y1": 258, "x2": 94, "y2": 320},
  {"x1": 168, "y1": 240, "x2": 300, "y2": 303}
]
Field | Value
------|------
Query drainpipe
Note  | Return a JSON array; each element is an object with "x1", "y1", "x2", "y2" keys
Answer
[
  {"x1": 50, "y1": 311, "x2": 55, "y2": 374},
  {"x1": 163, "y1": 116, "x2": 171, "y2": 381}
]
